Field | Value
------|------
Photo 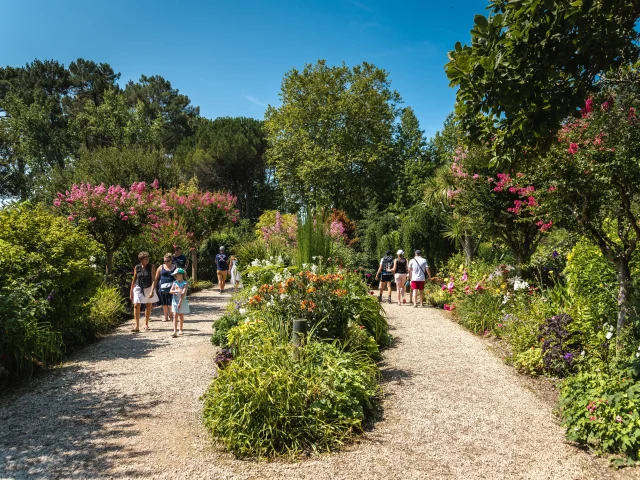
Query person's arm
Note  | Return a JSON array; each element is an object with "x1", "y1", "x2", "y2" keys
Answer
[
  {"x1": 130, "y1": 268, "x2": 137, "y2": 301},
  {"x1": 169, "y1": 281, "x2": 178, "y2": 294},
  {"x1": 391, "y1": 259, "x2": 398, "y2": 274},
  {"x1": 185, "y1": 255, "x2": 190, "y2": 270},
  {"x1": 407, "y1": 260, "x2": 412, "y2": 281},
  {"x1": 426, "y1": 266, "x2": 433, "y2": 280},
  {"x1": 154, "y1": 266, "x2": 162, "y2": 284},
  {"x1": 149, "y1": 265, "x2": 156, "y2": 297},
  {"x1": 375, "y1": 261, "x2": 383, "y2": 280}
]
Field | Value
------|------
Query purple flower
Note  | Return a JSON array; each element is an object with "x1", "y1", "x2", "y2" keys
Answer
[
  {"x1": 563, "y1": 353, "x2": 574, "y2": 363},
  {"x1": 46, "y1": 290, "x2": 56, "y2": 302},
  {"x1": 552, "y1": 250, "x2": 559, "y2": 259}
]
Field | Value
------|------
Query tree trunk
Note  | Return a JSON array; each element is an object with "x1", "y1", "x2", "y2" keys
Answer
[
  {"x1": 463, "y1": 233, "x2": 474, "y2": 264},
  {"x1": 191, "y1": 249, "x2": 198, "y2": 282},
  {"x1": 105, "y1": 248, "x2": 114, "y2": 279},
  {"x1": 515, "y1": 251, "x2": 524, "y2": 277},
  {"x1": 615, "y1": 256, "x2": 631, "y2": 348}
]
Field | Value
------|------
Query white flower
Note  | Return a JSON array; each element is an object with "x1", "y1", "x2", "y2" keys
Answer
[
  {"x1": 280, "y1": 294, "x2": 289, "y2": 300},
  {"x1": 267, "y1": 301, "x2": 274, "y2": 307},
  {"x1": 608, "y1": 325, "x2": 614, "y2": 332},
  {"x1": 606, "y1": 331, "x2": 613, "y2": 340},
  {"x1": 89, "y1": 256, "x2": 96, "y2": 263},
  {"x1": 513, "y1": 279, "x2": 529, "y2": 291},
  {"x1": 636, "y1": 352, "x2": 640, "y2": 358},
  {"x1": 239, "y1": 308, "x2": 247, "y2": 315},
  {"x1": 502, "y1": 295, "x2": 509, "y2": 305},
  {"x1": 311, "y1": 264, "x2": 318, "y2": 273},
  {"x1": 244, "y1": 319, "x2": 251, "y2": 324},
  {"x1": 273, "y1": 273, "x2": 283, "y2": 283},
  {"x1": 251, "y1": 259, "x2": 260, "y2": 267},
  {"x1": 251, "y1": 286, "x2": 258, "y2": 294},
  {"x1": 580, "y1": 350, "x2": 585, "y2": 357},
  {"x1": 312, "y1": 256, "x2": 317, "y2": 260},
  {"x1": 637, "y1": 345, "x2": 640, "y2": 351},
  {"x1": 277, "y1": 256, "x2": 284, "y2": 264}
]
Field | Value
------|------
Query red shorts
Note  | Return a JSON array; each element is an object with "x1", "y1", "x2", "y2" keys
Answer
[{"x1": 410, "y1": 281, "x2": 425, "y2": 291}]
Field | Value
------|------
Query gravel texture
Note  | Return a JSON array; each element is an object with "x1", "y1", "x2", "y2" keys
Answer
[{"x1": 0, "y1": 291, "x2": 631, "y2": 479}]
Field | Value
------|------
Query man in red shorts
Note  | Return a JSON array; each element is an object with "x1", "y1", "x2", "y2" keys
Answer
[{"x1": 408, "y1": 250, "x2": 432, "y2": 308}]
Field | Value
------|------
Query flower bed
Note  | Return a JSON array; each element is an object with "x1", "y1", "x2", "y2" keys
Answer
[{"x1": 203, "y1": 260, "x2": 389, "y2": 458}]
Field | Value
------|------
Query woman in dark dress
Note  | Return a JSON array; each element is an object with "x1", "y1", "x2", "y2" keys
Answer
[
  {"x1": 154, "y1": 253, "x2": 176, "y2": 322},
  {"x1": 130, "y1": 251, "x2": 159, "y2": 332}
]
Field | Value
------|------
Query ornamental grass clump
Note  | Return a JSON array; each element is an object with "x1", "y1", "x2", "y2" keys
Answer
[{"x1": 202, "y1": 338, "x2": 379, "y2": 458}]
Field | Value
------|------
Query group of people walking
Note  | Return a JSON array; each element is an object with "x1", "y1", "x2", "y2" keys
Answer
[
  {"x1": 375, "y1": 249, "x2": 432, "y2": 307},
  {"x1": 129, "y1": 245, "x2": 241, "y2": 337}
]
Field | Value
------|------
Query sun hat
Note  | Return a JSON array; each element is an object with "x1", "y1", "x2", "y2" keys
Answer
[
  {"x1": 397, "y1": 249, "x2": 404, "y2": 255},
  {"x1": 172, "y1": 268, "x2": 186, "y2": 276},
  {"x1": 219, "y1": 246, "x2": 225, "y2": 251}
]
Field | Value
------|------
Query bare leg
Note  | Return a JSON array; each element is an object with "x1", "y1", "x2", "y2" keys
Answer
[
  {"x1": 162, "y1": 304, "x2": 169, "y2": 321},
  {"x1": 172, "y1": 310, "x2": 178, "y2": 336},
  {"x1": 179, "y1": 314, "x2": 184, "y2": 334},
  {"x1": 133, "y1": 304, "x2": 141, "y2": 330},
  {"x1": 144, "y1": 303, "x2": 152, "y2": 328}
]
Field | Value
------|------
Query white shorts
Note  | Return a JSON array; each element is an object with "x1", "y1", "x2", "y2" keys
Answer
[
  {"x1": 133, "y1": 285, "x2": 159, "y2": 305},
  {"x1": 395, "y1": 274, "x2": 407, "y2": 287}
]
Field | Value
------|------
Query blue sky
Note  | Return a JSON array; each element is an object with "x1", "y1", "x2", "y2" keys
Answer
[{"x1": 1, "y1": 0, "x2": 487, "y2": 139}]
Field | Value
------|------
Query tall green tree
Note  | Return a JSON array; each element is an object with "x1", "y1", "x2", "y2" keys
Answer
[
  {"x1": 264, "y1": 60, "x2": 402, "y2": 217},
  {"x1": 178, "y1": 116, "x2": 271, "y2": 220},
  {"x1": 125, "y1": 75, "x2": 199, "y2": 152},
  {"x1": 395, "y1": 107, "x2": 430, "y2": 206},
  {"x1": 445, "y1": 0, "x2": 640, "y2": 164}
]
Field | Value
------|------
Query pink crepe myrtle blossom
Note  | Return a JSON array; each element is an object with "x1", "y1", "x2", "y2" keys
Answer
[
  {"x1": 568, "y1": 143, "x2": 579, "y2": 155},
  {"x1": 443, "y1": 304, "x2": 455, "y2": 311}
]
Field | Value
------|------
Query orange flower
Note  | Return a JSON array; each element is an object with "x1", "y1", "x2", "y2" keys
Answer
[
  {"x1": 300, "y1": 300, "x2": 317, "y2": 312},
  {"x1": 248, "y1": 295, "x2": 263, "y2": 305},
  {"x1": 259, "y1": 284, "x2": 274, "y2": 293},
  {"x1": 307, "y1": 287, "x2": 317, "y2": 293},
  {"x1": 332, "y1": 289, "x2": 347, "y2": 297}
]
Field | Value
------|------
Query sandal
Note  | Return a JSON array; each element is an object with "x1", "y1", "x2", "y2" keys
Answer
[
  {"x1": 178, "y1": 330, "x2": 184, "y2": 336},
  {"x1": 131, "y1": 328, "x2": 140, "y2": 333},
  {"x1": 144, "y1": 326, "x2": 151, "y2": 331},
  {"x1": 171, "y1": 332, "x2": 178, "y2": 338}
]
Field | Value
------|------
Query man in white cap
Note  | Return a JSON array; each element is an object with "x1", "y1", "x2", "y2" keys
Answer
[
  {"x1": 408, "y1": 249, "x2": 432, "y2": 307},
  {"x1": 215, "y1": 246, "x2": 229, "y2": 293}
]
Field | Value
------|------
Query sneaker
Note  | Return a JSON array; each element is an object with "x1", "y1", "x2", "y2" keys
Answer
[
  {"x1": 378, "y1": 296, "x2": 382, "y2": 302},
  {"x1": 413, "y1": 304, "x2": 418, "y2": 308},
  {"x1": 388, "y1": 297, "x2": 392, "y2": 304}
]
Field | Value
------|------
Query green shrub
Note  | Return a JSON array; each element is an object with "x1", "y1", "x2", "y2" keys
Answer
[
  {"x1": 511, "y1": 347, "x2": 544, "y2": 376},
  {"x1": 211, "y1": 311, "x2": 243, "y2": 347},
  {"x1": 0, "y1": 281, "x2": 63, "y2": 378},
  {"x1": 560, "y1": 361, "x2": 640, "y2": 458},
  {"x1": 456, "y1": 291, "x2": 503, "y2": 334},
  {"x1": 188, "y1": 279, "x2": 214, "y2": 293},
  {"x1": 88, "y1": 285, "x2": 126, "y2": 333},
  {"x1": 0, "y1": 203, "x2": 101, "y2": 376},
  {"x1": 202, "y1": 339, "x2": 379, "y2": 458},
  {"x1": 344, "y1": 324, "x2": 379, "y2": 359}
]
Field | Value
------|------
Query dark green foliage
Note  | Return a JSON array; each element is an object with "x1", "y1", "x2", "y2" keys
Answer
[{"x1": 537, "y1": 313, "x2": 581, "y2": 377}]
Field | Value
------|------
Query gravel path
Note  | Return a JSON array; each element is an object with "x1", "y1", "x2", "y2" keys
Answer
[{"x1": 0, "y1": 291, "x2": 623, "y2": 479}]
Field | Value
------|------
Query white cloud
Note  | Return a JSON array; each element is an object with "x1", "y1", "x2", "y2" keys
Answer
[{"x1": 244, "y1": 95, "x2": 266, "y2": 107}]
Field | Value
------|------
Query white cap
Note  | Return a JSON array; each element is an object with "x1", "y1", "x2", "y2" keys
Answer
[{"x1": 397, "y1": 249, "x2": 404, "y2": 255}]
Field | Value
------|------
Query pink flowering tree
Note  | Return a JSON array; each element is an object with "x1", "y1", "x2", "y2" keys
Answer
[
  {"x1": 533, "y1": 72, "x2": 640, "y2": 341},
  {"x1": 445, "y1": 146, "x2": 546, "y2": 273},
  {"x1": 54, "y1": 180, "x2": 161, "y2": 275},
  {"x1": 158, "y1": 180, "x2": 238, "y2": 281}
]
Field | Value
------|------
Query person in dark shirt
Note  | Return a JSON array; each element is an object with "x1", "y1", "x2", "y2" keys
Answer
[
  {"x1": 215, "y1": 246, "x2": 229, "y2": 293},
  {"x1": 173, "y1": 246, "x2": 189, "y2": 275}
]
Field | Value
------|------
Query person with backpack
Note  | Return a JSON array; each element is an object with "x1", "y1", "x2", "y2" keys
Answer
[
  {"x1": 408, "y1": 249, "x2": 432, "y2": 308},
  {"x1": 392, "y1": 250, "x2": 409, "y2": 305},
  {"x1": 375, "y1": 250, "x2": 395, "y2": 304},
  {"x1": 154, "y1": 253, "x2": 176, "y2": 322}
]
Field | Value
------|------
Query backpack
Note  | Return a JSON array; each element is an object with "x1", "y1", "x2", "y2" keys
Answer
[{"x1": 382, "y1": 256, "x2": 395, "y2": 273}]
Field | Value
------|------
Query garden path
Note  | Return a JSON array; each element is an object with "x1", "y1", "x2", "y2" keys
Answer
[{"x1": 0, "y1": 290, "x2": 623, "y2": 479}]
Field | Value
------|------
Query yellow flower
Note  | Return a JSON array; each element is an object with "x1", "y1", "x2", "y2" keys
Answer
[{"x1": 548, "y1": 270, "x2": 554, "y2": 275}]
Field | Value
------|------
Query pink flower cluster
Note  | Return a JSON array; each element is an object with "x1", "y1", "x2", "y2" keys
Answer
[
  {"x1": 536, "y1": 220, "x2": 553, "y2": 232},
  {"x1": 330, "y1": 220, "x2": 347, "y2": 240}
]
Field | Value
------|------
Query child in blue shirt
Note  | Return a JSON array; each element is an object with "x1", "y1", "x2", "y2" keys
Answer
[{"x1": 170, "y1": 268, "x2": 190, "y2": 337}]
